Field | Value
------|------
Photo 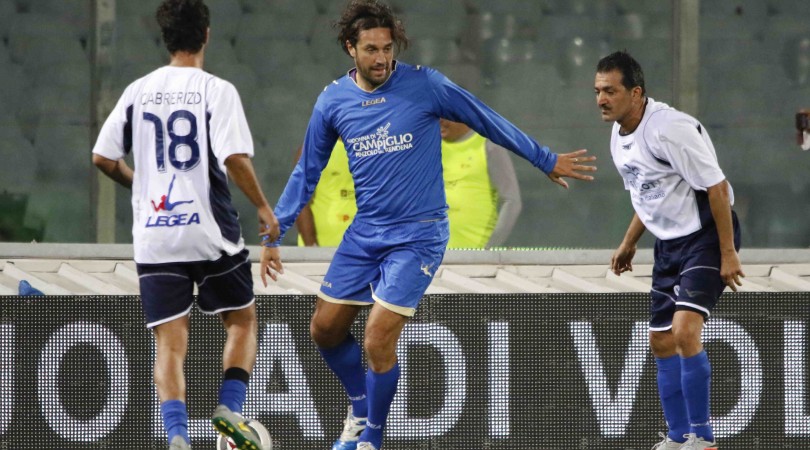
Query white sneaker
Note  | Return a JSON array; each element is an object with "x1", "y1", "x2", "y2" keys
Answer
[
  {"x1": 331, "y1": 406, "x2": 367, "y2": 450},
  {"x1": 357, "y1": 443, "x2": 378, "y2": 450},
  {"x1": 651, "y1": 432, "x2": 684, "y2": 449},
  {"x1": 168, "y1": 435, "x2": 191, "y2": 450},
  {"x1": 680, "y1": 432, "x2": 718, "y2": 450}
]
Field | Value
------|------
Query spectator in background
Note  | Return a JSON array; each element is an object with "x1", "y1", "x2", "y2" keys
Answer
[{"x1": 440, "y1": 118, "x2": 522, "y2": 248}]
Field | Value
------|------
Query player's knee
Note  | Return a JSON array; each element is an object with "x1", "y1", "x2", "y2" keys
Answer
[
  {"x1": 310, "y1": 319, "x2": 346, "y2": 348},
  {"x1": 649, "y1": 330, "x2": 676, "y2": 357},
  {"x1": 363, "y1": 332, "x2": 395, "y2": 365},
  {"x1": 672, "y1": 326, "x2": 702, "y2": 354},
  {"x1": 364, "y1": 341, "x2": 396, "y2": 373}
]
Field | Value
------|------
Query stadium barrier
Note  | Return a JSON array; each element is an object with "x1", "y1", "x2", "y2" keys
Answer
[{"x1": 1, "y1": 292, "x2": 808, "y2": 449}]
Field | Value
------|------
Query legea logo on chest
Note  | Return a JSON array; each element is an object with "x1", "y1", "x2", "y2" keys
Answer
[{"x1": 362, "y1": 97, "x2": 386, "y2": 107}]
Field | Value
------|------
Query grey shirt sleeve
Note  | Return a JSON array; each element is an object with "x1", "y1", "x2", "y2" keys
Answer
[{"x1": 485, "y1": 140, "x2": 522, "y2": 247}]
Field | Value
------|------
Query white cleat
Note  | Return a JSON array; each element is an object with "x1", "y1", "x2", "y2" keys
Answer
[
  {"x1": 680, "y1": 432, "x2": 718, "y2": 450},
  {"x1": 651, "y1": 431, "x2": 684, "y2": 449}
]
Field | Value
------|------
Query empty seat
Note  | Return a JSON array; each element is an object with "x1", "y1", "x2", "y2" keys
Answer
[
  {"x1": 235, "y1": 38, "x2": 311, "y2": 80},
  {"x1": 113, "y1": 37, "x2": 165, "y2": 67},
  {"x1": 9, "y1": 35, "x2": 87, "y2": 73},
  {"x1": 33, "y1": 62, "x2": 91, "y2": 96},
  {"x1": 766, "y1": 0, "x2": 810, "y2": 16},
  {"x1": 700, "y1": 0, "x2": 767, "y2": 17},
  {"x1": 207, "y1": 0, "x2": 243, "y2": 41},
  {"x1": 0, "y1": 125, "x2": 37, "y2": 195},
  {"x1": 17, "y1": 86, "x2": 91, "y2": 141},
  {"x1": 0, "y1": 62, "x2": 28, "y2": 112},
  {"x1": 404, "y1": 38, "x2": 462, "y2": 66},
  {"x1": 309, "y1": 15, "x2": 354, "y2": 71},
  {"x1": 434, "y1": 62, "x2": 482, "y2": 93},
  {"x1": 206, "y1": 62, "x2": 260, "y2": 97},
  {"x1": 29, "y1": 0, "x2": 91, "y2": 31},
  {"x1": 206, "y1": 39, "x2": 240, "y2": 66},
  {"x1": 261, "y1": 62, "x2": 336, "y2": 92},
  {"x1": 391, "y1": 0, "x2": 465, "y2": 16},
  {"x1": 241, "y1": 0, "x2": 317, "y2": 17},
  {"x1": 237, "y1": 12, "x2": 313, "y2": 41},
  {"x1": 115, "y1": 14, "x2": 162, "y2": 41},
  {"x1": 23, "y1": 180, "x2": 93, "y2": 243},
  {"x1": 700, "y1": 14, "x2": 763, "y2": 40},
  {"x1": 400, "y1": 12, "x2": 464, "y2": 40},
  {"x1": 0, "y1": 1, "x2": 17, "y2": 37}
]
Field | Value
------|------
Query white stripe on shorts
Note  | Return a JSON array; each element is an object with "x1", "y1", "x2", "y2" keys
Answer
[{"x1": 675, "y1": 300, "x2": 711, "y2": 317}]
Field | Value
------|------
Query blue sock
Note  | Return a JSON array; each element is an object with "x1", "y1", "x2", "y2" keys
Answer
[
  {"x1": 160, "y1": 400, "x2": 189, "y2": 445},
  {"x1": 681, "y1": 351, "x2": 714, "y2": 442},
  {"x1": 359, "y1": 363, "x2": 400, "y2": 449},
  {"x1": 318, "y1": 334, "x2": 367, "y2": 418},
  {"x1": 656, "y1": 355, "x2": 689, "y2": 442},
  {"x1": 218, "y1": 367, "x2": 250, "y2": 414}
]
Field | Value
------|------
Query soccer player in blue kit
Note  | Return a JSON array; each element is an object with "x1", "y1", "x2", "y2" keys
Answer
[
  {"x1": 262, "y1": 1, "x2": 596, "y2": 449},
  {"x1": 595, "y1": 51, "x2": 745, "y2": 450}
]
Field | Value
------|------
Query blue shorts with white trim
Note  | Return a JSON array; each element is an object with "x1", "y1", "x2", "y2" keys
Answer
[
  {"x1": 649, "y1": 212, "x2": 741, "y2": 331},
  {"x1": 136, "y1": 248, "x2": 254, "y2": 328},
  {"x1": 319, "y1": 218, "x2": 449, "y2": 317}
]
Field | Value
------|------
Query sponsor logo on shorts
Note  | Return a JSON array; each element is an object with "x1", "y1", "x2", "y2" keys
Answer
[
  {"x1": 420, "y1": 263, "x2": 434, "y2": 277},
  {"x1": 685, "y1": 289, "x2": 708, "y2": 299},
  {"x1": 322, "y1": 280, "x2": 333, "y2": 288}
]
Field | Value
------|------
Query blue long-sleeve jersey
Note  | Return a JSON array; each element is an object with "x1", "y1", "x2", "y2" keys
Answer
[{"x1": 271, "y1": 61, "x2": 557, "y2": 244}]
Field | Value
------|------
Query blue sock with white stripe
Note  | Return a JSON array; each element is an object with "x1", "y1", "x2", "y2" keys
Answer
[
  {"x1": 656, "y1": 355, "x2": 689, "y2": 442},
  {"x1": 160, "y1": 399, "x2": 190, "y2": 445},
  {"x1": 681, "y1": 351, "x2": 714, "y2": 442},
  {"x1": 318, "y1": 334, "x2": 368, "y2": 418},
  {"x1": 360, "y1": 363, "x2": 400, "y2": 449}
]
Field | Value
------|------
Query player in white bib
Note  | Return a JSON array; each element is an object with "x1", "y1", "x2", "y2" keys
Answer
[
  {"x1": 595, "y1": 51, "x2": 744, "y2": 450},
  {"x1": 92, "y1": 1, "x2": 281, "y2": 449}
]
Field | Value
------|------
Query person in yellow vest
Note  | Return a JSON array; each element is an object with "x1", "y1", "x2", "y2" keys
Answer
[
  {"x1": 296, "y1": 122, "x2": 522, "y2": 248},
  {"x1": 295, "y1": 139, "x2": 356, "y2": 246},
  {"x1": 439, "y1": 118, "x2": 522, "y2": 248}
]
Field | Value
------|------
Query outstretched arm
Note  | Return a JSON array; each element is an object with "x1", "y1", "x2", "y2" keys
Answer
[
  {"x1": 93, "y1": 154, "x2": 134, "y2": 189},
  {"x1": 427, "y1": 68, "x2": 596, "y2": 186}
]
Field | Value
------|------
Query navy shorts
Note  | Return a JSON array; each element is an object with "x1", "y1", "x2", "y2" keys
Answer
[
  {"x1": 649, "y1": 212, "x2": 741, "y2": 331},
  {"x1": 136, "y1": 249, "x2": 254, "y2": 328},
  {"x1": 319, "y1": 218, "x2": 450, "y2": 317}
]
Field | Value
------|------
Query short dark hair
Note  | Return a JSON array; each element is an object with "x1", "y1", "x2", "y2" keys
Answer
[
  {"x1": 596, "y1": 51, "x2": 646, "y2": 95},
  {"x1": 336, "y1": 0, "x2": 409, "y2": 56},
  {"x1": 156, "y1": 0, "x2": 210, "y2": 54}
]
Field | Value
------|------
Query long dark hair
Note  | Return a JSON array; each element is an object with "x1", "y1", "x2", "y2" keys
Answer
[
  {"x1": 336, "y1": 0, "x2": 409, "y2": 56},
  {"x1": 156, "y1": 0, "x2": 210, "y2": 54}
]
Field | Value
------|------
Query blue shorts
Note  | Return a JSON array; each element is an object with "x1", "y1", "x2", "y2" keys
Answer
[
  {"x1": 319, "y1": 218, "x2": 450, "y2": 317},
  {"x1": 649, "y1": 212, "x2": 741, "y2": 331},
  {"x1": 136, "y1": 249, "x2": 254, "y2": 328}
]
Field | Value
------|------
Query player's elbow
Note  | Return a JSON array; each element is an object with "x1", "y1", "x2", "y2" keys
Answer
[{"x1": 92, "y1": 154, "x2": 116, "y2": 172}]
